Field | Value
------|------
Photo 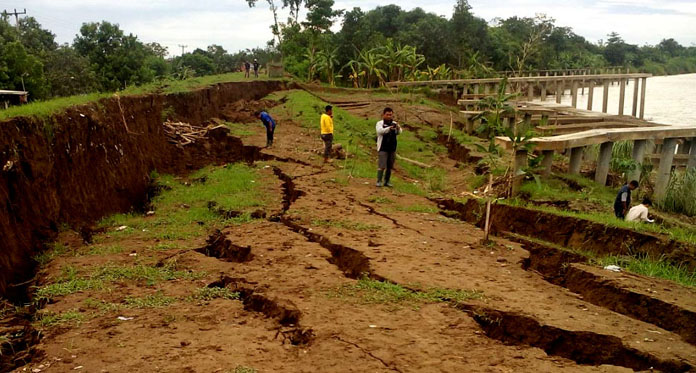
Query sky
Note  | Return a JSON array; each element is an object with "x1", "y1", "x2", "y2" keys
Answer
[{"x1": 2, "y1": 0, "x2": 695, "y2": 57}]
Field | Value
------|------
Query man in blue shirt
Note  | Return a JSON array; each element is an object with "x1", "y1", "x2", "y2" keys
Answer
[
  {"x1": 254, "y1": 111, "x2": 276, "y2": 148},
  {"x1": 614, "y1": 180, "x2": 639, "y2": 219}
]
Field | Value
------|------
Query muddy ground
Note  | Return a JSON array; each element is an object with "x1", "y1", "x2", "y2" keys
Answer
[{"x1": 6, "y1": 86, "x2": 696, "y2": 373}]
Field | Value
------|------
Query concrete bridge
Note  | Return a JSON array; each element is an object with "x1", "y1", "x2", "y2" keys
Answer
[{"x1": 387, "y1": 72, "x2": 695, "y2": 199}]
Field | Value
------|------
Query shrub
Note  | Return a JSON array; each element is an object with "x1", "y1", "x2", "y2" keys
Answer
[{"x1": 657, "y1": 169, "x2": 696, "y2": 216}]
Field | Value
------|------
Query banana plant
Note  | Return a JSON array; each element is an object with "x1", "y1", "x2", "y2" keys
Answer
[
  {"x1": 359, "y1": 48, "x2": 386, "y2": 88},
  {"x1": 317, "y1": 47, "x2": 340, "y2": 86},
  {"x1": 304, "y1": 46, "x2": 319, "y2": 81}
]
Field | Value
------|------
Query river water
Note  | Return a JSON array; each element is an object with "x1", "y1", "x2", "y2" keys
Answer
[{"x1": 547, "y1": 73, "x2": 696, "y2": 127}]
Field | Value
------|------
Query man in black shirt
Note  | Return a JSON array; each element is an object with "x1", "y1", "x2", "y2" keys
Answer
[
  {"x1": 244, "y1": 61, "x2": 251, "y2": 78},
  {"x1": 253, "y1": 59, "x2": 260, "y2": 78},
  {"x1": 375, "y1": 107, "x2": 402, "y2": 187},
  {"x1": 614, "y1": 180, "x2": 639, "y2": 219}
]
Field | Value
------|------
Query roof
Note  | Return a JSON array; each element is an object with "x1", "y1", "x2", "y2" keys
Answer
[{"x1": 0, "y1": 90, "x2": 29, "y2": 95}]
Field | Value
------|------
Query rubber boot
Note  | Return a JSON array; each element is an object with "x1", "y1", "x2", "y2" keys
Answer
[
  {"x1": 384, "y1": 169, "x2": 393, "y2": 187},
  {"x1": 376, "y1": 170, "x2": 384, "y2": 187}
]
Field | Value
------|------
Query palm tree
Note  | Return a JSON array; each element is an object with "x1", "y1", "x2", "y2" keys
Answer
[{"x1": 317, "y1": 47, "x2": 340, "y2": 86}]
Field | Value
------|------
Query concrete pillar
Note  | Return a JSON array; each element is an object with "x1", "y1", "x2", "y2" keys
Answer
[
  {"x1": 586, "y1": 80, "x2": 595, "y2": 111},
  {"x1": 639, "y1": 77, "x2": 647, "y2": 119},
  {"x1": 541, "y1": 150, "x2": 555, "y2": 177},
  {"x1": 678, "y1": 139, "x2": 691, "y2": 154},
  {"x1": 688, "y1": 139, "x2": 696, "y2": 171},
  {"x1": 462, "y1": 84, "x2": 469, "y2": 98},
  {"x1": 631, "y1": 78, "x2": 639, "y2": 117},
  {"x1": 555, "y1": 80, "x2": 562, "y2": 104},
  {"x1": 618, "y1": 78, "x2": 626, "y2": 115},
  {"x1": 527, "y1": 81, "x2": 534, "y2": 101},
  {"x1": 629, "y1": 139, "x2": 647, "y2": 182},
  {"x1": 541, "y1": 82, "x2": 547, "y2": 101},
  {"x1": 484, "y1": 83, "x2": 490, "y2": 95},
  {"x1": 511, "y1": 149, "x2": 528, "y2": 196},
  {"x1": 595, "y1": 142, "x2": 614, "y2": 185},
  {"x1": 602, "y1": 81, "x2": 609, "y2": 113},
  {"x1": 569, "y1": 147, "x2": 584, "y2": 174},
  {"x1": 571, "y1": 80, "x2": 578, "y2": 108},
  {"x1": 655, "y1": 138, "x2": 677, "y2": 199}
]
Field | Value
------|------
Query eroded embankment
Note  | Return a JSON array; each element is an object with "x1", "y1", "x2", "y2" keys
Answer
[
  {"x1": 433, "y1": 198, "x2": 696, "y2": 270},
  {"x1": 0, "y1": 80, "x2": 291, "y2": 300}
]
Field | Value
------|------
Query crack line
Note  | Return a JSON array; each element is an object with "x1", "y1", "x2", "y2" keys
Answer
[{"x1": 333, "y1": 335, "x2": 404, "y2": 373}]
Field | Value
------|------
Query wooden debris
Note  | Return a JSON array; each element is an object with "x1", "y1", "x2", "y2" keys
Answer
[{"x1": 163, "y1": 121, "x2": 227, "y2": 146}]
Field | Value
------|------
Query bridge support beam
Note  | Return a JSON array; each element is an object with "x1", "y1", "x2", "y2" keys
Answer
[
  {"x1": 555, "y1": 80, "x2": 562, "y2": 104},
  {"x1": 571, "y1": 80, "x2": 578, "y2": 108},
  {"x1": 631, "y1": 77, "x2": 639, "y2": 117},
  {"x1": 569, "y1": 147, "x2": 584, "y2": 174},
  {"x1": 655, "y1": 138, "x2": 678, "y2": 200},
  {"x1": 541, "y1": 150, "x2": 555, "y2": 177},
  {"x1": 541, "y1": 82, "x2": 547, "y2": 101},
  {"x1": 677, "y1": 139, "x2": 691, "y2": 154},
  {"x1": 639, "y1": 77, "x2": 647, "y2": 119},
  {"x1": 595, "y1": 142, "x2": 614, "y2": 185},
  {"x1": 587, "y1": 81, "x2": 594, "y2": 110},
  {"x1": 618, "y1": 78, "x2": 626, "y2": 115},
  {"x1": 602, "y1": 81, "x2": 609, "y2": 113},
  {"x1": 511, "y1": 149, "x2": 528, "y2": 197},
  {"x1": 687, "y1": 139, "x2": 696, "y2": 171},
  {"x1": 629, "y1": 140, "x2": 647, "y2": 182}
]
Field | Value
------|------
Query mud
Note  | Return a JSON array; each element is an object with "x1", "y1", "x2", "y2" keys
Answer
[
  {"x1": 433, "y1": 198, "x2": 696, "y2": 270},
  {"x1": 461, "y1": 304, "x2": 692, "y2": 372},
  {"x1": 0, "y1": 308, "x2": 41, "y2": 372}
]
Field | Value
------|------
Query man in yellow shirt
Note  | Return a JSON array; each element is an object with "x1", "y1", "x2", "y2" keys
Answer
[{"x1": 320, "y1": 105, "x2": 334, "y2": 163}]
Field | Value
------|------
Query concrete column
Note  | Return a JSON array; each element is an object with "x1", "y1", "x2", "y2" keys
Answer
[
  {"x1": 631, "y1": 78, "x2": 639, "y2": 117},
  {"x1": 484, "y1": 83, "x2": 490, "y2": 95},
  {"x1": 688, "y1": 139, "x2": 696, "y2": 171},
  {"x1": 587, "y1": 80, "x2": 595, "y2": 111},
  {"x1": 629, "y1": 139, "x2": 648, "y2": 182},
  {"x1": 595, "y1": 142, "x2": 614, "y2": 185},
  {"x1": 618, "y1": 78, "x2": 626, "y2": 115},
  {"x1": 678, "y1": 139, "x2": 691, "y2": 154},
  {"x1": 511, "y1": 149, "x2": 528, "y2": 197},
  {"x1": 555, "y1": 80, "x2": 562, "y2": 104},
  {"x1": 541, "y1": 150, "x2": 555, "y2": 177},
  {"x1": 474, "y1": 84, "x2": 480, "y2": 95},
  {"x1": 602, "y1": 81, "x2": 609, "y2": 113},
  {"x1": 541, "y1": 82, "x2": 547, "y2": 101},
  {"x1": 569, "y1": 147, "x2": 584, "y2": 174},
  {"x1": 462, "y1": 84, "x2": 469, "y2": 98},
  {"x1": 527, "y1": 81, "x2": 534, "y2": 101},
  {"x1": 639, "y1": 77, "x2": 647, "y2": 119},
  {"x1": 571, "y1": 80, "x2": 578, "y2": 108},
  {"x1": 655, "y1": 138, "x2": 678, "y2": 199}
]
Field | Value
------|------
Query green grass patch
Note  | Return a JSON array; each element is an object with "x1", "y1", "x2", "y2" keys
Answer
[
  {"x1": 593, "y1": 254, "x2": 696, "y2": 288},
  {"x1": 393, "y1": 204, "x2": 439, "y2": 213},
  {"x1": 34, "y1": 243, "x2": 74, "y2": 266},
  {"x1": 311, "y1": 219, "x2": 380, "y2": 231},
  {"x1": 124, "y1": 292, "x2": 177, "y2": 309},
  {"x1": 35, "y1": 309, "x2": 85, "y2": 328},
  {"x1": 367, "y1": 195, "x2": 394, "y2": 204},
  {"x1": 191, "y1": 287, "x2": 241, "y2": 301},
  {"x1": 328, "y1": 277, "x2": 482, "y2": 306},
  {"x1": 223, "y1": 121, "x2": 256, "y2": 137},
  {"x1": 233, "y1": 367, "x2": 257, "y2": 373}
]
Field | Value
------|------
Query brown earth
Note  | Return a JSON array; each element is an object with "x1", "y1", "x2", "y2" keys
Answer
[{"x1": 3, "y1": 83, "x2": 696, "y2": 372}]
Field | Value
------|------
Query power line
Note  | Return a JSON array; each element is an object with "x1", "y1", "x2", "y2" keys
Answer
[
  {"x1": 178, "y1": 44, "x2": 188, "y2": 55},
  {"x1": 1, "y1": 8, "x2": 26, "y2": 33}
]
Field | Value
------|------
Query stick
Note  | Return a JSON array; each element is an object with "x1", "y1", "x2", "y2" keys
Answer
[
  {"x1": 396, "y1": 154, "x2": 433, "y2": 168},
  {"x1": 447, "y1": 112, "x2": 453, "y2": 142},
  {"x1": 483, "y1": 173, "x2": 493, "y2": 242}
]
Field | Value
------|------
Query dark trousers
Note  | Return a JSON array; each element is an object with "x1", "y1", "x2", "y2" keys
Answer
[
  {"x1": 266, "y1": 127, "x2": 274, "y2": 147},
  {"x1": 321, "y1": 134, "x2": 333, "y2": 158}
]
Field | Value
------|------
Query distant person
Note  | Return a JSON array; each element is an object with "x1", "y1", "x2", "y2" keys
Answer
[
  {"x1": 614, "y1": 180, "x2": 639, "y2": 219},
  {"x1": 626, "y1": 197, "x2": 655, "y2": 223},
  {"x1": 320, "y1": 105, "x2": 334, "y2": 163},
  {"x1": 375, "y1": 107, "x2": 402, "y2": 187},
  {"x1": 244, "y1": 60, "x2": 251, "y2": 78},
  {"x1": 253, "y1": 59, "x2": 260, "y2": 78},
  {"x1": 254, "y1": 110, "x2": 276, "y2": 148}
]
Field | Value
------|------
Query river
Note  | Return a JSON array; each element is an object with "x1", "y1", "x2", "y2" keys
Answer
[{"x1": 547, "y1": 73, "x2": 696, "y2": 127}]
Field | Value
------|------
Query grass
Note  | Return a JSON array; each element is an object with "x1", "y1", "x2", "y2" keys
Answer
[
  {"x1": 593, "y1": 254, "x2": 696, "y2": 288},
  {"x1": 35, "y1": 309, "x2": 85, "y2": 328},
  {"x1": 36, "y1": 263, "x2": 205, "y2": 300},
  {"x1": 99, "y1": 163, "x2": 271, "y2": 240},
  {"x1": 328, "y1": 277, "x2": 483, "y2": 307},
  {"x1": 657, "y1": 169, "x2": 696, "y2": 217},
  {"x1": 393, "y1": 204, "x2": 439, "y2": 213},
  {"x1": 34, "y1": 242, "x2": 74, "y2": 266},
  {"x1": 233, "y1": 367, "x2": 257, "y2": 373},
  {"x1": 367, "y1": 196, "x2": 394, "y2": 204},
  {"x1": 191, "y1": 287, "x2": 241, "y2": 301},
  {"x1": 0, "y1": 72, "x2": 285, "y2": 121},
  {"x1": 124, "y1": 292, "x2": 177, "y2": 309},
  {"x1": 311, "y1": 219, "x2": 380, "y2": 231},
  {"x1": 223, "y1": 121, "x2": 256, "y2": 137}
]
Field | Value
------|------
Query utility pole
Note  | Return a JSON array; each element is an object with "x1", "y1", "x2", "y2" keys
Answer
[
  {"x1": 178, "y1": 44, "x2": 188, "y2": 56},
  {"x1": 2, "y1": 8, "x2": 27, "y2": 33}
]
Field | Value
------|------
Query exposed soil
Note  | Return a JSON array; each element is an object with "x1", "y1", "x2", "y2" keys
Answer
[{"x1": 3, "y1": 83, "x2": 696, "y2": 373}]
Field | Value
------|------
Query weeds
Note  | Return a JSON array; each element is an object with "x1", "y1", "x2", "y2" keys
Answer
[
  {"x1": 35, "y1": 310, "x2": 84, "y2": 328},
  {"x1": 657, "y1": 169, "x2": 696, "y2": 217},
  {"x1": 311, "y1": 219, "x2": 379, "y2": 231},
  {"x1": 593, "y1": 254, "x2": 696, "y2": 288},
  {"x1": 34, "y1": 243, "x2": 73, "y2": 266},
  {"x1": 191, "y1": 287, "x2": 241, "y2": 301},
  {"x1": 124, "y1": 292, "x2": 177, "y2": 308}
]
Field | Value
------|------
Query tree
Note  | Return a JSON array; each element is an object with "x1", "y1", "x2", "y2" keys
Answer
[
  {"x1": 302, "y1": 0, "x2": 343, "y2": 33},
  {"x1": 74, "y1": 22, "x2": 155, "y2": 90},
  {"x1": 18, "y1": 17, "x2": 57, "y2": 57},
  {"x1": 0, "y1": 41, "x2": 49, "y2": 99},
  {"x1": 174, "y1": 53, "x2": 216, "y2": 76},
  {"x1": 449, "y1": 0, "x2": 490, "y2": 67},
  {"x1": 246, "y1": 0, "x2": 283, "y2": 47},
  {"x1": 145, "y1": 42, "x2": 169, "y2": 59},
  {"x1": 43, "y1": 45, "x2": 99, "y2": 97}
]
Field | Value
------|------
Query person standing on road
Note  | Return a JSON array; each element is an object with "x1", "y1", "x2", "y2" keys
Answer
[
  {"x1": 626, "y1": 197, "x2": 654, "y2": 223},
  {"x1": 614, "y1": 180, "x2": 639, "y2": 219},
  {"x1": 244, "y1": 60, "x2": 251, "y2": 78},
  {"x1": 253, "y1": 59, "x2": 260, "y2": 78},
  {"x1": 254, "y1": 110, "x2": 276, "y2": 148},
  {"x1": 320, "y1": 105, "x2": 334, "y2": 163},
  {"x1": 375, "y1": 107, "x2": 402, "y2": 187}
]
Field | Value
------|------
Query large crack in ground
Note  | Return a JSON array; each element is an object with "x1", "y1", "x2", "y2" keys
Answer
[
  {"x1": 269, "y1": 164, "x2": 694, "y2": 372},
  {"x1": 511, "y1": 232, "x2": 696, "y2": 347}
]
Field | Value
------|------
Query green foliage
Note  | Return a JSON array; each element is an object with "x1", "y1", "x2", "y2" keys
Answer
[
  {"x1": 657, "y1": 169, "x2": 696, "y2": 217},
  {"x1": 124, "y1": 292, "x2": 177, "y2": 308},
  {"x1": 328, "y1": 277, "x2": 483, "y2": 305},
  {"x1": 311, "y1": 219, "x2": 379, "y2": 231},
  {"x1": 35, "y1": 310, "x2": 84, "y2": 328},
  {"x1": 593, "y1": 254, "x2": 696, "y2": 288},
  {"x1": 192, "y1": 287, "x2": 241, "y2": 301}
]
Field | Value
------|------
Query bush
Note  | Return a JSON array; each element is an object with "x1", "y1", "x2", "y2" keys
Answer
[{"x1": 657, "y1": 169, "x2": 696, "y2": 216}]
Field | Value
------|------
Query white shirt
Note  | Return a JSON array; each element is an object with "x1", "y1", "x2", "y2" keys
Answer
[{"x1": 625, "y1": 204, "x2": 653, "y2": 223}]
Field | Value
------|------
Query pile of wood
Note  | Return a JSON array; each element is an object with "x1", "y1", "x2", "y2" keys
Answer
[{"x1": 163, "y1": 121, "x2": 225, "y2": 146}]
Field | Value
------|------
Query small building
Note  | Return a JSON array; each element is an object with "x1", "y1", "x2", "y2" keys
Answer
[
  {"x1": 0, "y1": 90, "x2": 29, "y2": 109},
  {"x1": 267, "y1": 62, "x2": 284, "y2": 78}
]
